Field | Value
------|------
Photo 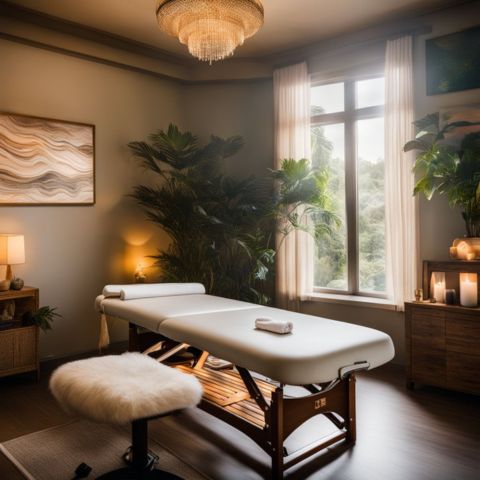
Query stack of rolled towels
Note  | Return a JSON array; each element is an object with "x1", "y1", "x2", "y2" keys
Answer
[{"x1": 255, "y1": 317, "x2": 293, "y2": 334}]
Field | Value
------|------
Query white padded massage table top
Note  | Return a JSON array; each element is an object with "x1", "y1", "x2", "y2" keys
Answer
[
  {"x1": 96, "y1": 294, "x2": 258, "y2": 332},
  {"x1": 97, "y1": 294, "x2": 394, "y2": 385}
]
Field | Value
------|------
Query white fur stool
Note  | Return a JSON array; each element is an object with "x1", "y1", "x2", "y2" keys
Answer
[{"x1": 50, "y1": 352, "x2": 202, "y2": 479}]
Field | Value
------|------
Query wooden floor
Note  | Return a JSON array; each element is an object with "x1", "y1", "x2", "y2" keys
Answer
[{"x1": 0, "y1": 350, "x2": 479, "y2": 479}]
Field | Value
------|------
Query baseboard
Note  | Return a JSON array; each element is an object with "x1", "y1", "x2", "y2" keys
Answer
[{"x1": 39, "y1": 341, "x2": 129, "y2": 369}]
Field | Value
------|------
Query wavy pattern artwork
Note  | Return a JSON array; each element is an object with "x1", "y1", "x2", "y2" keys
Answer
[{"x1": 0, "y1": 113, "x2": 94, "y2": 204}]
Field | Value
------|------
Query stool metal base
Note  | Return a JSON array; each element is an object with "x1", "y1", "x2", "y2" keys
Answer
[
  {"x1": 96, "y1": 467, "x2": 182, "y2": 479},
  {"x1": 94, "y1": 417, "x2": 183, "y2": 480}
]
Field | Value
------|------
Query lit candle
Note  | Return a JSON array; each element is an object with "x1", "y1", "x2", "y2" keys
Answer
[
  {"x1": 460, "y1": 273, "x2": 478, "y2": 307},
  {"x1": 433, "y1": 281, "x2": 446, "y2": 303},
  {"x1": 430, "y1": 272, "x2": 446, "y2": 303}
]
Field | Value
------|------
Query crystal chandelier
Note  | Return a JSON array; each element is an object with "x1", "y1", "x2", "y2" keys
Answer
[{"x1": 156, "y1": 0, "x2": 264, "y2": 63}]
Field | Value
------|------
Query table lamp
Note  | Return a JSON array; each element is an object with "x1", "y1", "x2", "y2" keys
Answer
[{"x1": 0, "y1": 235, "x2": 25, "y2": 290}]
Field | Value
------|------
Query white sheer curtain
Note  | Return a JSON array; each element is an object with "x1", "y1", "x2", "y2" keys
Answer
[
  {"x1": 385, "y1": 35, "x2": 418, "y2": 311},
  {"x1": 273, "y1": 62, "x2": 313, "y2": 310}
]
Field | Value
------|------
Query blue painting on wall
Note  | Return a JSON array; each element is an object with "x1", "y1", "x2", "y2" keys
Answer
[{"x1": 426, "y1": 26, "x2": 480, "y2": 95}]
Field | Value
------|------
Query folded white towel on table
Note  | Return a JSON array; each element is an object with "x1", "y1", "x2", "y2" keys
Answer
[
  {"x1": 102, "y1": 283, "x2": 206, "y2": 301},
  {"x1": 255, "y1": 317, "x2": 293, "y2": 334}
]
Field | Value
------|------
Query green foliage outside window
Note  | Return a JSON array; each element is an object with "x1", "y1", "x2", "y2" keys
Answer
[
  {"x1": 311, "y1": 123, "x2": 347, "y2": 289},
  {"x1": 311, "y1": 112, "x2": 386, "y2": 293}
]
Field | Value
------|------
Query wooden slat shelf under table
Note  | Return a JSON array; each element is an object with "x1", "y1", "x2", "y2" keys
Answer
[{"x1": 176, "y1": 364, "x2": 276, "y2": 428}]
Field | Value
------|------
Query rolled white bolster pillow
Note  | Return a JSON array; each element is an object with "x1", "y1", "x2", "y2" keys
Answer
[
  {"x1": 255, "y1": 317, "x2": 293, "y2": 334},
  {"x1": 102, "y1": 285, "x2": 131, "y2": 298},
  {"x1": 119, "y1": 283, "x2": 206, "y2": 300}
]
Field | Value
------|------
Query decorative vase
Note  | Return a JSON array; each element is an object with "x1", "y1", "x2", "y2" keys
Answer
[
  {"x1": 11, "y1": 278, "x2": 24, "y2": 290},
  {"x1": 450, "y1": 237, "x2": 480, "y2": 260}
]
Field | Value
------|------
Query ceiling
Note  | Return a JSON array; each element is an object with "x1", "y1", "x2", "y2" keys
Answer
[{"x1": 7, "y1": 0, "x2": 461, "y2": 59}]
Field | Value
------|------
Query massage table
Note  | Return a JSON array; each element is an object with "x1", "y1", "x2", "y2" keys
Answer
[{"x1": 96, "y1": 284, "x2": 394, "y2": 479}]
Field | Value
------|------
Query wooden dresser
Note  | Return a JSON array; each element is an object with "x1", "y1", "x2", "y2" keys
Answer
[
  {"x1": 405, "y1": 261, "x2": 480, "y2": 395},
  {"x1": 0, "y1": 287, "x2": 39, "y2": 380}
]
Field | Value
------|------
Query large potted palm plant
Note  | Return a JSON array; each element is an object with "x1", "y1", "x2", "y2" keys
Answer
[
  {"x1": 129, "y1": 124, "x2": 338, "y2": 304},
  {"x1": 404, "y1": 113, "x2": 480, "y2": 258}
]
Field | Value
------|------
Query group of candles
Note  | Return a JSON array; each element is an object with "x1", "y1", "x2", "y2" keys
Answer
[{"x1": 431, "y1": 271, "x2": 478, "y2": 307}]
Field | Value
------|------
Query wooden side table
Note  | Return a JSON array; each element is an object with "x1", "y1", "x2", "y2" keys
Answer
[
  {"x1": 405, "y1": 260, "x2": 480, "y2": 395},
  {"x1": 405, "y1": 301, "x2": 480, "y2": 395},
  {"x1": 0, "y1": 287, "x2": 39, "y2": 380}
]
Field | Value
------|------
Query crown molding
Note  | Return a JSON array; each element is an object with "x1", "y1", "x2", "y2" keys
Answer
[
  {"x1": 0, "y1": 0, "x2": 274, "y2": 82},
  {"x1": 261, "y1": 0, "x2": 473, "y2": 67},
  {"x1": 0, "y1": 29, "x2": 185, "y2": 82},
  {"x1": 1, "y1": 0, "x2": 475, "y2": 82},
  {"x1": 0, "y1": 0, "x2": 191, "y2": 66}
]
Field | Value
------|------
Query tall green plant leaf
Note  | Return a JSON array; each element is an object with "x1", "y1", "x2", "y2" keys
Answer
[{"x1": 129, "y1": 125, "x2": 338, "y2": 304}]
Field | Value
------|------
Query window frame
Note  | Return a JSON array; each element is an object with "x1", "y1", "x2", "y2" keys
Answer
[{"x1": 310, "y1": 74, "x2": 386, "y2": 299}]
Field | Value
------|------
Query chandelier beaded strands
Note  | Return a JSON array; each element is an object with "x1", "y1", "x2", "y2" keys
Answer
[{"x1": 156, "y1": 0, "x2": 264, "y2": 64}]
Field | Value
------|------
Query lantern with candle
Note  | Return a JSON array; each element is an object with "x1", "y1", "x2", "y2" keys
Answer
[
  {"x1": 460, "y1": 273, "x2": 478, "y2": 307},
  {"x1": 430, "y1": 271, "x2": 446, "y2": 303}
]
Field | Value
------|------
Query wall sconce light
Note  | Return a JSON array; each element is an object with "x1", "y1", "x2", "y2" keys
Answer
[{"x1": 134, "y1": 263, "x2": 147, "y2": 284}]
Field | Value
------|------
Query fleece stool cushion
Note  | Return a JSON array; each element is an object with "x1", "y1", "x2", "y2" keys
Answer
[{"x1": 49, "y1": 352, "x2": 202, "y2": 425}]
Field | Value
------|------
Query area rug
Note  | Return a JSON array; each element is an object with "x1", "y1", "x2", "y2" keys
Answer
[{"x1": 0, "y1": 419, "x2": 208, "y2": 480}]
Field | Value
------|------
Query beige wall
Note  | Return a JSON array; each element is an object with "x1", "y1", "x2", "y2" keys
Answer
[
  {"x1": 1, "y1": 1, "x2": 478, "y2": 364},
  {"x1": 0, "y1": 39, "x2": 184, "y2": 359},
  {"x1": 0, "y1": 36, "x2": 273, "y2": 361},
  {"x1": 182, "y1": 81, "x2": 274, "y2": 178}
]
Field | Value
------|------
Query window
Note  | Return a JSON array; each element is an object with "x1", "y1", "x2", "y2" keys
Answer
[{"x1": 311, "y1": 76, "x2": 386, "y2": 297}]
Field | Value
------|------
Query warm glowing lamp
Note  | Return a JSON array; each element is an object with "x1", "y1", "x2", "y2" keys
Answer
[{"x1": 0, "y1": 235, "x2": 25, "y2": 282}]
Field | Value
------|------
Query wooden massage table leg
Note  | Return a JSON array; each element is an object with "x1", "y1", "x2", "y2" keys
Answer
[
  {"x1": 129, "y1": 323, "x2": 170, "y2": 353},
  {"x1": 128, "y1": 323, "x2": 187, "y2": 360},
  {"x1": 129, "y1": 323, "x2": 140, "y2": 352},
  {"x1": 346, "y1": 374, "x2": 357, "y2": 444},
  {"x1": 269, "y1": 387, "x2": 284, "y2": 480}
]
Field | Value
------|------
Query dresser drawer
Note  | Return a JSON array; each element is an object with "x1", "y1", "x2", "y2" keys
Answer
[
  {"x1": 0, "y1": 330, "x2": 15, "y2": 371},
  {"x1": 446, "y1": 313, "x2": 480, "y2": 355},
  {"x1": 411, "y1": 346, "x2": 446, "y2": 387},
  {"x1": 411, "y1": 310, "x2": 446, "y2": 349},
  {"x1": 14, "y1": 326, "x2": 37, "y2": 368},
  {"x1": 447, "y1": 352, "x2": 480, "y2": 395}
]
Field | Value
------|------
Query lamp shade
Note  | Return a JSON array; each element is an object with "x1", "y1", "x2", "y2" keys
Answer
[{"x1": 0, "y1": 235, "x2": 25, "y2": 265}]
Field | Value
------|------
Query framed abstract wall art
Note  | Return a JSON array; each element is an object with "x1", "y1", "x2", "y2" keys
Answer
[
  {"x1": 0, "y1": 112, "x2": 95, "y2": 205},
  {"x1": 426, "y1": 26, "x2": 480, "y2": 95}
]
